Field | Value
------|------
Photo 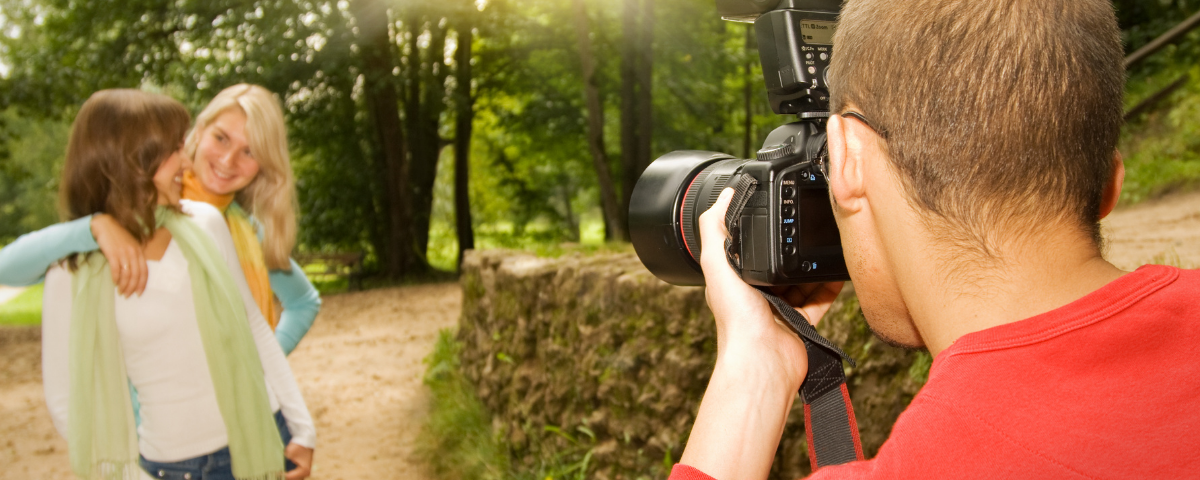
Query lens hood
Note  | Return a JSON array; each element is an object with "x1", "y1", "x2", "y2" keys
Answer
[{"x1": 629, "y1": 150, "x2": 736, "y2": 286}]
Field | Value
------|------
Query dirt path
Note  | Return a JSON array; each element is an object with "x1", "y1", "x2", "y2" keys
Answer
[
  {"x1": 1102, "y1": 190, "x2": 1200, "y2": 269},
  {"x1": 0, "y1": 283, "x2": 460, "y2": 480}
]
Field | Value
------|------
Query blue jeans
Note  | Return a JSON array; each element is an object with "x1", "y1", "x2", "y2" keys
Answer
[{"x1": 139, "y1": 411, "x2": 295, "y2": 480}]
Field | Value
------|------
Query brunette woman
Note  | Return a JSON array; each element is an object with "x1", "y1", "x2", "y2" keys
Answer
[{"x1": 40, "y1": 89, "x2": 315, "y2": 480}]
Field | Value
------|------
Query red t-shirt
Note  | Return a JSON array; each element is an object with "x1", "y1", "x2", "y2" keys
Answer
[{"x1": 672, "y1": 265, "x2": 1200, "y2": 479}]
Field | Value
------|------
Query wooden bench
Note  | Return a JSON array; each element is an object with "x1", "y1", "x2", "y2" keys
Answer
[{"x1": 295, "y1": 252, "x2": 365, "y2": 291}]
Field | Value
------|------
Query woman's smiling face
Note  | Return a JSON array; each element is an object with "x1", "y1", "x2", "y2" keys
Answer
[{"x1": 192, "y1": 108, "x2": 260, "y2": 195}]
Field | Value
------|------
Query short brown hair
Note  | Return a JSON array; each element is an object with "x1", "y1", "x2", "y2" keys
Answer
[
  {"x1": 828, "y1": 0, "x2": 1124, "y2": 252},
  {"x1": 60, "y1": 89, "x2": 191, "y2": 258}
]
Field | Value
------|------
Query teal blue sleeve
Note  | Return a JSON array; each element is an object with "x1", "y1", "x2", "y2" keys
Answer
[
  {"x1": 270, "y1": 258, "x2": 321, "y2": 355},
  {"x1": 0, "y1": 216, "x2": 99, "y2": 286}
]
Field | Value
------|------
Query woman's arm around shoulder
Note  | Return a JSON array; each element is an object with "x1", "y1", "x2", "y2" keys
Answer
[
  {"x1": 0, "y1": 214, "x2": 148, "y2": 295},
  {"x1": 0, "y1": 216, "x2": 97, "y2": 286}
]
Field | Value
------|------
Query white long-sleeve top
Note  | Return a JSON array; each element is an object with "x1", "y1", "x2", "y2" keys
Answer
[{"x1": 42, "y1": 200, "x2": 316, "y2": 462}]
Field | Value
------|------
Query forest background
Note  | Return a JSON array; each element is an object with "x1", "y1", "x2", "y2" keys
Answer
[{"x1": 1, "y1": 0, "x2": 1200, "y2": 280}]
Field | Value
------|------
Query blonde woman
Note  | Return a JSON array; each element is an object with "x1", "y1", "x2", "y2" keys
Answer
[{"x1": 0, "y1": 84, "x2": 320, "y2": 355}]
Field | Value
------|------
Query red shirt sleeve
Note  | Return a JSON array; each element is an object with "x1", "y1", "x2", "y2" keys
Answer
[{"x1": 669, "y1": 464, "x2": 718, "y2": 480}]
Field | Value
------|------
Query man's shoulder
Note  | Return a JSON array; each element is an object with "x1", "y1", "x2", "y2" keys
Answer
[{"x1": 871, "y1": 264, "x2": 1200, "y2": 478}]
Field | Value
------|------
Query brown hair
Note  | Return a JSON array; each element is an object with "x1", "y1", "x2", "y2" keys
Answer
[
  {"x1": 828, "y1": 0, "x2": 1124, "y2": 253},
  {"x1": 60, "y1": 89, "x2": 191, "y2": 266}
]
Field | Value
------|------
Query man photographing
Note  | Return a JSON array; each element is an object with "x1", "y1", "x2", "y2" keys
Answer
[{"x1": 669, "y1": 0, "x2": 1200, "y2": 478}]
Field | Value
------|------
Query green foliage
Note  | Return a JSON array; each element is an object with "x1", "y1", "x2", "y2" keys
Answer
[
  {"x1": 3, "y1": 0, "x2": 1200, "y2": 272},
  {"x1": 0, "y1": 284, "x2": 44, "y2": 326},
  {"x1": 1118, "y1": 3, "x2": 1200, "y2": 204},
  {"x1": 0, "y1": 109, "x2": 68, "y2": 244}
]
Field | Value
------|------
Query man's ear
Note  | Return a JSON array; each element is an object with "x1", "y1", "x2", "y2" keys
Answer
[
  {"x1": 827, "y1": 114, "x2": 867, "y2": 213},
  {"x1": 1099, "y1": 150, "x2": 1124, "y2": 220}
]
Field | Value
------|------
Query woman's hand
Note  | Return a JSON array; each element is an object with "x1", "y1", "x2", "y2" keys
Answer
[
  {"x1": 90, "y1": 214, "x2": 147, "y2": 297},
  {"x1": 284, "y1": 443, "x2": 314, "y2": 480}
]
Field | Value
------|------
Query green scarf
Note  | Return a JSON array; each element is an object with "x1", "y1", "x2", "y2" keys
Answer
[{"x1": 68, "y1": 208, "x2": 284, "y2": 480}]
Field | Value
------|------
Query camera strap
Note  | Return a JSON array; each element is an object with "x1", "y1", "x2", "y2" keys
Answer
[{"x1": 722, "y1": 174, "x2": 865, "y2": 469}]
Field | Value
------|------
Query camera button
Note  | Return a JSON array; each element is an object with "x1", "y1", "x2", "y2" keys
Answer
[
  {"x1": 807, "y1": 66, "x2": 817, "y2": 75},
  {"x1": 802, "y1": 261, "x2": 812, "y2": 272},
  {"x1": 781, "y1": 186, "x2": 795, "y2": 198},
  {"x1": 820, "y1": 52, "x2": 828, "y2": 61},
  {"x1": 806, "y1": 53, "x2": 814, "y2": 60},
  {"x1": 783, "y1": 245, "x2": 797, "y2": 256},
  {"x1": 782, "y1": 225, "x2": 796, "y2": 237},
  {"x1": 782, "y1": 205, "x2": 795, "y2": 217}
]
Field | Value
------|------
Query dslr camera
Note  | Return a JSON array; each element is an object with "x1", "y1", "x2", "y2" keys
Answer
[{"x1": 629, "y1": 0, "x2": 847, "y2": 286}]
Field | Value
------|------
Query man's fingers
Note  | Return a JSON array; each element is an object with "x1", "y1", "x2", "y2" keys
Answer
[{"x1": 698, "y1": 188, "x2": 742, "y2": 287}]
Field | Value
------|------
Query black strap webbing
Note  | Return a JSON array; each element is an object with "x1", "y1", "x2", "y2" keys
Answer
[{"x1": 722, "y1": 174, "x2": 865, "y2": 469}]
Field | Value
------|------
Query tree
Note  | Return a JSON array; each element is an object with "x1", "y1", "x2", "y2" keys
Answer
[
  {"x1": 350, "y1": 0, "x2": 416, "y2": 278},
  {"x1": 618, "y1": 0, "x2": 653, "y2": 242},
  {"x1": 454, "y1": 8, "x2": 477, "y2": 269},
  {"x1": 572, "y1": 0, "x2": 625, "y2": 242}
]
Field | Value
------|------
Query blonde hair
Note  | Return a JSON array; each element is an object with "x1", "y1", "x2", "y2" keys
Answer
[{"x1": 185, "y1": 84, "x2": 298, "y2": 270}]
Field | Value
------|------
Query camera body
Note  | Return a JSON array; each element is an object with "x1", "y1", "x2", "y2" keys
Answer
[{"x1": 628, "y1": 0, "x2": 846, "y2": 286}]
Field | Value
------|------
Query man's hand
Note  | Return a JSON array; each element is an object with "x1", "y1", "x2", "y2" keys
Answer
[
  {"x1": 678, "y1": 187, "x2": 845, "y2": 480},
  {"x1": 698, "y1": 187, "x2": 844, "y2": 392},
  {"x1": 284, "y1": 443, "x2": 314, "y2": 480},
  {"x1": 90, "y1": 214, "x2": 147, "y2": 297}
]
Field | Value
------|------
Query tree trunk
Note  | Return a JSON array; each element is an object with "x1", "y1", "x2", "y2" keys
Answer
[
  {"x1": 573, "y1": 0, "x2": 626, "y2": 242},
  {"x1": 634, "y1": 0, "x2": 653, "y2": 177},
  {"x1": 350, "y1": 0, "x2": 413, "y2": 279},
  {"x1": 454, "y1": 22, "x2": 476, "y2": 270},
  {"x1": 403, "y1": 14, "x2": 450, "y2": 272},
  {"x1": 618, "y1": 0, "x2": 652, "y2": 242}
]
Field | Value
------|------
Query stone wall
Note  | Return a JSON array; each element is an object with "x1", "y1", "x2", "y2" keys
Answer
[{"x1": 457, "y1": 249, "x2": 930, "y2": 480}]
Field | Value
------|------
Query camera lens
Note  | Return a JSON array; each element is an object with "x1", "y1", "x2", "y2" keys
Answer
[{"x1": 629, "y1": 151, "x2": 747, "y2": 286}]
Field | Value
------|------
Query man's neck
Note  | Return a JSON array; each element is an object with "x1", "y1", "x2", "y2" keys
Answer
[{"x1": 895, "y1": 225, "x2": 1126, "y2": 357}]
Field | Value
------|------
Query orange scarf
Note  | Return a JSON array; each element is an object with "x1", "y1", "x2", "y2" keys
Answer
[{"x1": 182, "y1": 171, "x2": 279, "y2": 330}]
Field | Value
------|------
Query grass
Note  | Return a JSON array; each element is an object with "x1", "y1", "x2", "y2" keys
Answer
[
  {"x1": 0, "y1": 284, "x2": 44, "y2": 326},
  {"x1": 417, "y1": 329, "x2": 603, "y2": 480},
  {"x1": 417, "y1": 329, "x2": 513, "y2": 480}
]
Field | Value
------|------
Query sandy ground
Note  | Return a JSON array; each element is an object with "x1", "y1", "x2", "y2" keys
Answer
[
  {"x1": 0, "y1": 283, "x2": 460, "y2": 480},
  {"x1": 1102, "y1": 190, "x2": 1200, "y2": 270},
  {"x1": 0, "y1": 191, "x2": 1198, "y2": 479}
]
